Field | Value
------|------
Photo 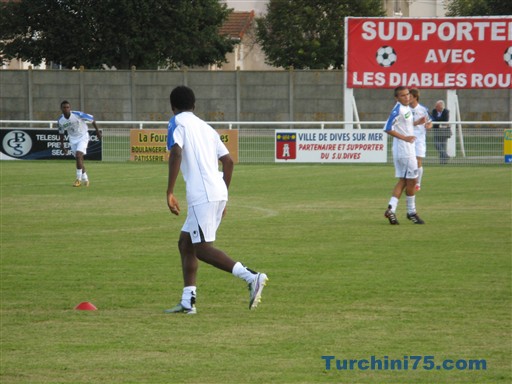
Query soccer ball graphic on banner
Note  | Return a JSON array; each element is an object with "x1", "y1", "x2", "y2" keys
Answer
[
  {"x1": 376, "y1": 46, "x2": 397, "y2": 67},
  {"x1": 504, "y1": 47, "x2": 512, "y2": 67}
]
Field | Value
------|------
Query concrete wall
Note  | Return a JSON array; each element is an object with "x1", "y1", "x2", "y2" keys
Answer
[{"x1": 1, "y1": 68, "x2": 511, "y2": 123}]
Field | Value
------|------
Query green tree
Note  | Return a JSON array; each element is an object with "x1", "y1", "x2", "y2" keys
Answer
[
  {"x1": 256, "y1": 0, "x2": 385, "y2": 69},
  {"x1": 445, "y1": 0, "x2": 512, "y2": 16},
  {"x1": 0, "y1": 0, "x2": 234, "y2": 69}
]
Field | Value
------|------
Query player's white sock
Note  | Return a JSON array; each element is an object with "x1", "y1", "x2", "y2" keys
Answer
[
  {"x1": 232, "y1": 262, "x2": 257, "y2": 284},
  {"x1": 417, "y1": 167, "x2": 423, "y2": 186},
  {"x1": 181, "y1": 286, "x2": 196, "y2": 309},
  {"x1": 388, "y1": 196, "x2": 399, "y2": 213},
  {"x1": 406, "y1": 195, "x2": 416, "y2": 214},
  {"x1": 81, "y1": 172, "x2": 89, "y2": 181},
  {"x1": 76, "y1": 169, "x2": 83, "y2": 180}
]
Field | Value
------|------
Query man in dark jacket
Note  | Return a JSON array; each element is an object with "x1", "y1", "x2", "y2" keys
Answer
[{"x1": 431, "y1": 100, "x2": 450, "y2": 164}]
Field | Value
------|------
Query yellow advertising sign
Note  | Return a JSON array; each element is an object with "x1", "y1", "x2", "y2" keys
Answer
[
  {"x1": 130, "y1": 129, "x2": 238, "y2": 163},
  {"x1": 504, "y1": 129, "x2": 512, "y2": 164},
  {"x1": 217, "y1": 129, "x2": 239, "y2": 164},
  {"x1": 130, "y1": 129, "x2": 169, "y2": 162}
]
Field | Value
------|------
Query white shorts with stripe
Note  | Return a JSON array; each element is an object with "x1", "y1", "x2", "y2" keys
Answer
[
  {"x1": 70, "y1": 134, "x2": 89, "y2": 156},
  {"x1": 394, "y1": 157, "x2": 418, "y2": 179},
  {"x1": 182, "y1": 201, "x2": 226, "y2": 244}
]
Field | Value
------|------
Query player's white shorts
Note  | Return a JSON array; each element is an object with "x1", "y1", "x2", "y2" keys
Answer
[
  {"x1": 69, "y1": 134, "x2": 89, "y2": 156},
  {"x1": 394, "y1": 156, "x2": 418, "y2": 179},
  {"x1": 182, "y1": 201, "x2": 226, "y2": 244},
  {"x1": 414, "y1": 135, "x2": 427, "y2": 158}
]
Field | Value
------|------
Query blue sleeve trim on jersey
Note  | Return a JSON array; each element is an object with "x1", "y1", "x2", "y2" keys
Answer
[
  {"x1": 420, "y1": 104, "x2": 433, "y2": 120},
  {"x1": 384, "y1": 103, "x2": 400, "y2": 131},
  {"x1": 167, "y1": 116, "x2": 176, "y2": 150},
  {"x1": 71, "y1": 111, "x2": 94, "y2": 121}
]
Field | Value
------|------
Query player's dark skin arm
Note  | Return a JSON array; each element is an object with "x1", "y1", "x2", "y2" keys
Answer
[
  {"x1": 218, "y1": 153, "x2": 234, "y2": 217},
  {"x1": 167, "y1": 143, "x2": 182, "y2": 215},
  {"x1": 91, "y1": 120, "x2": 102, "y2": 140},
  {"x1": 219, "y1": 154, "x2": 233, "y2": 189}
]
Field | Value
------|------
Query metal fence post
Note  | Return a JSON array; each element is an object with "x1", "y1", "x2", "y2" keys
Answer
[
  {"x1": 27, "y1": 66, "x2": 33, "y2": 121},
  {"x1": 79, "y1": 66, "x2": 85, "y2": 110},
  {"x1": 131, "y1": 66, "x2": 137, "y2": 121}
]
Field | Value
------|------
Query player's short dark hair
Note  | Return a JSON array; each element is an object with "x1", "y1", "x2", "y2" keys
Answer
[
  {"x1": 170, "y1": 86, "x2": 195, "y2": 111},
  {"x1": 394, "y1": 86, "x2": 408, "y2": 97},
  {"x1": 60, "y1": 100, "x2": 70, "y2": 107}
]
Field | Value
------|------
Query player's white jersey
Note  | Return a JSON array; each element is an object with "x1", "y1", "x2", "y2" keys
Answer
[
  {"x1": 411, "y1": 103, "x2": 431, "y2": 158},
  {"x1": 411, "y1": 103, "x2": 431, "y2": 137},
  {"x1": 57, "y1": 111, "x2": 94, "y2": 142},
  {"x1": 384, "y1": 102, "x2": 415, "y2": 159},
  {"x1": 167, "y1": 112, "x2": 229, "y2": 206}
]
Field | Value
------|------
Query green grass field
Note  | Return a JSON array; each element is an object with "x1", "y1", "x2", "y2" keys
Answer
[{"x1": 1, "y1": 161, "x2": 510, "y2": 383}]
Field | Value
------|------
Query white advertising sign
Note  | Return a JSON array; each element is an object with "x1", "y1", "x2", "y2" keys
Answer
[{"x1": 275, "y1": 129, "x2": 387, "y2": 163}]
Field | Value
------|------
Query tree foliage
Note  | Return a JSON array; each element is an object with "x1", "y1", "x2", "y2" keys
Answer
[
  {"x1": 256, "y1": 0, "x2": 385, "y2": 69},
  {"x1": 0, "y1": 0, "x2": 235, "y2": 69},
  {"x1": 445, "y1": 0, "x2": 512, "y2": 16}
]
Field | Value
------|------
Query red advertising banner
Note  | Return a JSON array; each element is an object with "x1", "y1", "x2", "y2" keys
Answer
[{"x1": 346, "y1": 17, "x2": 512, "y2": 89}]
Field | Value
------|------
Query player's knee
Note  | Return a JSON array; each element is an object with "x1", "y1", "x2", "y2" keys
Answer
[{"x1": 193, "y1": 242, "x2": 213, "y2": 261}]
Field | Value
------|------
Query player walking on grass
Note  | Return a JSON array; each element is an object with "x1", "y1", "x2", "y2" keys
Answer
[
  {"x1": 409, "y1": 88, "x2": 432, "y2": 191},
  {"x1": 383, "y1": 86, "x2": 425, "y2": 225},
  {"x1": 57, "y1": 101, "x2": 101, "y2": 187},
  {"x1": 165, "y1": 86, "x2": 268, "y2": 314}
]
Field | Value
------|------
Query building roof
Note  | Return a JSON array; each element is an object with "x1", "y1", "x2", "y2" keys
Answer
[{"x1": 219, "y1": 11, "x2": 255, "y2": 40}]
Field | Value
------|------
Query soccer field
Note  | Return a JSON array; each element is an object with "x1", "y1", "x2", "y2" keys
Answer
[{"x1": 1, "y1": 161, "x2": 510, "y2": 383}]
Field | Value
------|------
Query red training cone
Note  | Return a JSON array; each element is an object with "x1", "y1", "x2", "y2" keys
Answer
[{"x1": 74, "y1": 301, "x2": 97, "y2": 311}]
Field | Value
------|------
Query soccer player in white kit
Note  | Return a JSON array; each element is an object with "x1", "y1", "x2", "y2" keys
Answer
[
  {"x1": 383, "y1": 86, "x2": 425, "y2": 225},
  {"x1": 57, "y1": 101, "x2": 101, "y2": 187},
  {"x1": 409, "y1": 88, "x2": 432, "y2": 191},
  {"x1": 164, "y1": 86, "x2": 268, "y2": 314}
]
